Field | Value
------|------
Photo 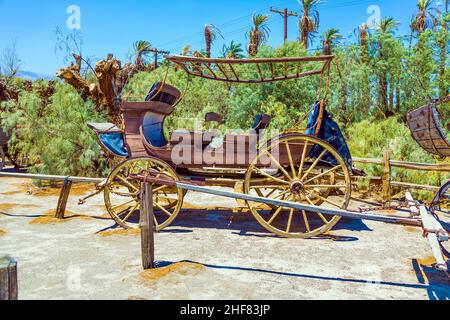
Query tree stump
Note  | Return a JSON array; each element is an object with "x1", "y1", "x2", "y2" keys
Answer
[{"x1": 0, "y1": 256, "x2": 18, "y2": 300}]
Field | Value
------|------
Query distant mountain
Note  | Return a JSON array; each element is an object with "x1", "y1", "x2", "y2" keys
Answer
[{"x1": 16, "y1": 71, "x2": 54, "y2": 81}]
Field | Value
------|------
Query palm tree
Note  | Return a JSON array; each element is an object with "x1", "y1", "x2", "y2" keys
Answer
[
  {"x1": 220, "y1": 41, "x2": 244, "y2": 59},
  {"x1": 378, "y1": 17, "x2": 400, "y2": 35},
  {"x1": 376, "y1": 18, "x2": 400, "y2": 117},
  {"x1": 411, "y1": 0, "x2": 441, "y2": 35},
  {"x1": 204, "y1": 24, "x2": 223, "y2": 58},
  {"x1": 437, "y1": 13, "x2": 449, "y2": 96},
  {"x1": 298, "y1": 0, "x2": 321, "y2": 49},
  {"x1": 247, "y1": 14, "x2": 270, "y2": 56},
  {"x1": 321, "y1": 28, "x2": 342, "y2": 55},
  {"x1": 133, "y1": 40, "x2": 152, "y2": 71},
  {"x1": 355, "y1": 23, "x2": 370, "y2": 64}
]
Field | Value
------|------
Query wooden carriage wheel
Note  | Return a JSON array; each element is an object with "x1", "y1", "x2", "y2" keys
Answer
[
  {"x1": 104, "y1": 157, "x2": 184, "y2": 230},
  {"x1": 244, "y1": 134, "x2": 351, "y2": 238},
  {"x1": 430, "y1": 181, "x2": 450, "y2": 217}
]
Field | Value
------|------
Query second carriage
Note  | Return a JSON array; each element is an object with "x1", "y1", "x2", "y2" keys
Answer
[{"x1": 88, "y1": 55, "x2": 360, "y2": 238}]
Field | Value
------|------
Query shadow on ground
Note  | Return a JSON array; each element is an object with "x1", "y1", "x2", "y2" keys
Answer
[{"x1": 97, "y1": 208, "x2": 369, "y2": 241}]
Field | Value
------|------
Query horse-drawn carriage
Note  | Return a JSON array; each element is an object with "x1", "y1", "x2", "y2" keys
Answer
[{"x1": 86, "y1": 55, "x2": 361, "y2": 238}]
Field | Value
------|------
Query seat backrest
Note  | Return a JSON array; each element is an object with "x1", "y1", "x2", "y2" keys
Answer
[
  {"x1": 120, "y1": 82, "x2": 179, "y2": 157},
  {"x1": 252, "y1": 114, "x2": 271, "y2": 135},
  {"x1": 142, "y1": 112, "x2": 168, "y2": 148},
  {"x1": 145, "y1": 82, "x2": 181, "y2": 106}
]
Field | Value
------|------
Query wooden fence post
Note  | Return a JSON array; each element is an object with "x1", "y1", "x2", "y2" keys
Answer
[
  {"x1": 140, "y1": 182, "x2": 155, "y2": 270},
  {"x1": 55, "y1": 178, "x2": 73, "y2": 219},
  {"x1": 382, "y1": 150, "x2": 392, "y2": 206},
  {"x1": 0, "y1": 256, "x2": 18, "y2": 300}
]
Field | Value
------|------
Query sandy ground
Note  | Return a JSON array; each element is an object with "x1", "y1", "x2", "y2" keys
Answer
[{"x1": 0, "y1": 174, "x2": 450, "y2": 300}]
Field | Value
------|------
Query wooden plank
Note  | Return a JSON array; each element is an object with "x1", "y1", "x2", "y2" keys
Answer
[
  {"x1": 406, "y1": 193, "x2": 448, "y2": 272},
  {"x1": 140, "y1": 183, "x2": 155, "y2": 270},
  {"x1": 55, "y1": 179, "x2": 73, "y2": 219},
  {"x1": 352, "y1": 158, "x2": 450, "y2": 172},
  {"x1": 0, "y1": 256, "x2": 18, "y2": 300},
  {"x1": 391, "y1": 181, "x2": 442, "y2": 192}
]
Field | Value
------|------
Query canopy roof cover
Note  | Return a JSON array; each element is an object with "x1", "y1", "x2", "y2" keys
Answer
[{"x1": 166, "y1": 55, "x2": 334, "y2": 84}]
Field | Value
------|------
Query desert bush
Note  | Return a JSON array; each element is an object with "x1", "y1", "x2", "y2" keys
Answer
[
  {"x1": 0, "y1": 83, "x2": 108, "y2": 177},
  {"x1": 347, "y1": 117, "x2": 450, "y2": 197}
]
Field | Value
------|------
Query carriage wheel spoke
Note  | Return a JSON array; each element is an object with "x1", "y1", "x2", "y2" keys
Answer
[
  {"x1": 285, "y1": 141, "x2": 297, "y2": 179},
  {"x1": 317, "y1": 213, "x2": 329, "y2": 224},
  {"x1": 304, "y1": 190, "x2": 342, "y2": 208},
  {"x1": 272, "y1": 189, "x2": 292, "y2": 200},
  {"x1": 300, "y1": 150, "x2": 328, "y2": 182},
  {"x1": 304, "y1": 165, "x2": 341, "y2": 184},
  {"x1": 302, "y1": 195, "x2": 329, "y2": 224},
  {"x1": 286, "y1": 209, "x2": 294, "y2": 233},
  {"x1": 264, "y1": 150, "x2": 293, "y2": 181},
  {"x1": 254, "y1": 168, "x2": 290, "y2": 185},
  {"x1": 304, "y1": 184, "x2": 346, "y2": 189},
  {"x1": 267, "y1": 206, "x2": 283, "y2": 225},
  {"x1": 302, "y1": 210, "x2": 311, "y2": 232},
  {"x1": 121, "y1": 202, "x2": 140, "y2": 222},
  {"x1": 112, "y1": 199, "x2": 135, "y2": 211},
  {"x1": 155, "y1": 195, "x2": 178, "y2": 202},
  {"x1": 154, "y1": 202, "x2": 173, "y2": 217},
  {"x1": 297, "y1": 141, "x2": 309, "y2": 177},
  {"x1": 111, "y1": 190, "x2": 139, "y2": 197},
  {"x1": 116, "y1": 175, "x2": 140, "y2": 192},
  {"x1": 153, "y1": 185, "x2": 169, "y2": 193}
]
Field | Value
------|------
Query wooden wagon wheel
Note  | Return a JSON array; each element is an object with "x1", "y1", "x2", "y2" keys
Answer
[
  {"x1": 104, "y1": 157, "x2": 184, "y2": 230},
  {"x1": 244, "y1": 134, "x2": 351, "y2": 238},
  {"x1": 430, "y1": 181, "x2": 450, "y2": 217},
  {"x1": 0, "y1": 146, "x2": 5, "y2": 171}
]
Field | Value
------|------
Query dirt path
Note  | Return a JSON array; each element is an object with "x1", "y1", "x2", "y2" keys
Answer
[{"x1": 0, "y1": 177, "x2": 449, "y2": 300}]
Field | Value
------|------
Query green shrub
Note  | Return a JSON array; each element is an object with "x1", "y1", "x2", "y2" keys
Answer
[
  {"x1": 347, "y1": 117, "x2": 450, "y2": 197},
  {"x1": 1, "y1": 83, "x2": 108, "y2": 177}
]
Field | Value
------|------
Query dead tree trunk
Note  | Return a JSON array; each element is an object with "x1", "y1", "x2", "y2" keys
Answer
[{"x1": 57, "y1": 54, "x2": 138, "y2": 128}]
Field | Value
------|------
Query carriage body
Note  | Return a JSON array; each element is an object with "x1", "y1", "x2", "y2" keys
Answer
[{"x1": 92, "y1": 55, "x2": 356, "y2": 238}]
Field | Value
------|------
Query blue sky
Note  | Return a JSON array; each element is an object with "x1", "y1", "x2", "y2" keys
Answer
[{"x1": 0, "y1": 0, "x2": 445, "y2": 75}]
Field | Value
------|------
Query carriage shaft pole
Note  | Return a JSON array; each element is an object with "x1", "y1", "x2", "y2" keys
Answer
[{"x1": 175, "y1": 183, "x2": 422, "y2": 226}]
